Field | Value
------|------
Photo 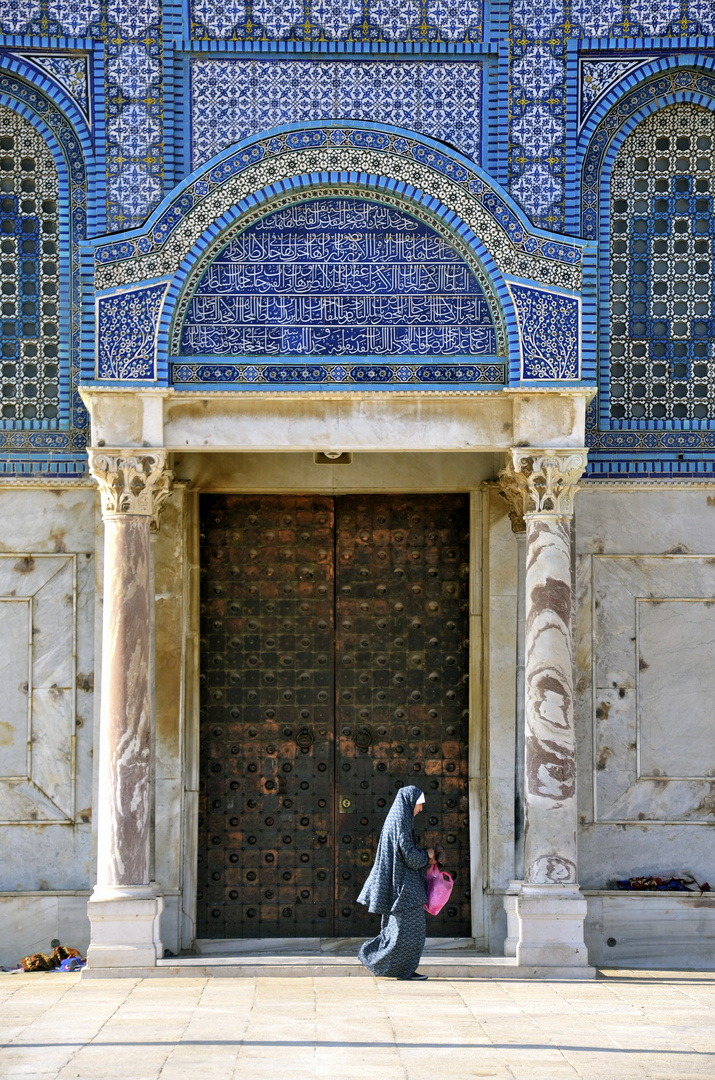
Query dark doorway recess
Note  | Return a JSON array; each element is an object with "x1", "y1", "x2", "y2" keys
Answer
[{"x1": 197, "y1": 494, "x2": 471, "y2": 938}]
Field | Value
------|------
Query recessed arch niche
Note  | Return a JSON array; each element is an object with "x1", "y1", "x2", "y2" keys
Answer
[{"x1": 169, "y1": 190, "x2": 507, "y2": 363}]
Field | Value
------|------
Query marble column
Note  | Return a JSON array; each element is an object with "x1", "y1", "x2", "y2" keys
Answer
[
  {"x1": 500, "y1": 449, "x2": 593, "y2": 972},
  {"x1": 86, "y1": 451, "x2": 173, "y2": 971}
]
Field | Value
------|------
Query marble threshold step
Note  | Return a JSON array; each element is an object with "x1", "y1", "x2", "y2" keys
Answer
[{"x1": 82, "y1": 939, "x2": 597, "y2": 979}]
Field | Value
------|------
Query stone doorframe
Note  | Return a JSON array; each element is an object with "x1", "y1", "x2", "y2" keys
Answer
[{"x1": 80, "y1": 385, "x2": 593, "y2": 973}]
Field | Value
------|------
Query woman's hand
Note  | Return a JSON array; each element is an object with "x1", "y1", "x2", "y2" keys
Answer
[{"x1": 426, "y1": 847, "x2": 437, "y2": 865}]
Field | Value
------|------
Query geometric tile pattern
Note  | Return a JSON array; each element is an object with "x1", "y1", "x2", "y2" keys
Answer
[
  {"x1": 507, "y1": 0, "x2": 715, "y2": 233},
  {"x1": 0, "y1": 69, "x2": 89, "y2": 472},
  {"x1": 171, "y1": 360, "x2": 506, "y2": 386},
  {"x1": 609, "y1": 104, "x2": 715, "y2": 423},
  {"x1": 0, "y1": 105, "x2": 61, "y2": 421},
  {"x1": 190, "y1": 0, "x2": 484, "y2": 42},
  {"x1": 0, "y1": 0, "x2": 165, "y2": 234},
  {"x1": 176, "y1": 197, "x2": 497, "y2": 359},
  {"x1": 105, "y1": 38, "x2": 164, "y2": 228},
  {"x1": 191, "y1": 59, "x2": 483, "y2": 168}
]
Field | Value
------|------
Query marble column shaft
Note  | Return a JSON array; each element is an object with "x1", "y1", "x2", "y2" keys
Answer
[
  {"x1": 97, "y1": 513, "x2": 152, "y2": 888},
  {"x1": 89, "y1": 452, "x2": 172, "y2": 897},
  {"x1": 523, "y1": 513, "x2": 576, "y2": 884}
]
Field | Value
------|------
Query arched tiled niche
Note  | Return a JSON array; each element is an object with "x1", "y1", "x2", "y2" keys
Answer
[
  {"x1": 0, "y1": 60, "x2": 92, "y2": 456},
  {"x1": 577, "y1": 58, "x2": 715, "y2": 457},
  {"x1": 167, "y1": 187, "x2": 508, "y2": 391},
  {"x1": 85, "y1": 122, "x2": 593, "y2": 389}
]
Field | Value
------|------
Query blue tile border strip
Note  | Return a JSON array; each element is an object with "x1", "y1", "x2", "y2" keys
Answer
[{"x1": 171, "y1": 359, "x2": 506, "y2": 388}]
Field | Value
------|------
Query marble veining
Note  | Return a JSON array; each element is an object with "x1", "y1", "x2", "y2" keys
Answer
[{"x1": 523, "y1": 516, "x2": 578, "y2": 885}]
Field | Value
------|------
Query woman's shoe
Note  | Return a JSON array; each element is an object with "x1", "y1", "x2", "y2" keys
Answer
[{"x1": 399, "y1": 972, "x2": 428, "y2": 980}]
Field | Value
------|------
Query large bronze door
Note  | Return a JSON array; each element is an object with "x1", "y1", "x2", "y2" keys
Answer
[{"x1": 197, "y1": 494, "x2": 470, "y2": 939}]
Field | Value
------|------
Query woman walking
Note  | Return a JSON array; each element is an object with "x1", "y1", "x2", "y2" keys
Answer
[{"x1": 357, "y1": 785, "x2": 436, "y2": 981}]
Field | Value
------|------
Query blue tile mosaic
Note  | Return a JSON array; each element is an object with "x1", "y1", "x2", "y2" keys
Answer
[
  {"x1": 608, "y1": 103, "x2": 715, "y2": 424},
  {"x1": 171, "y1": 360, "x2": 505, "y2": 386},
  {"x1": 15, "y1": 53, "x2": 91, "y2": 124},
  {"x1": 93, "y1": 124, "x2": 583, "y2": 277},
  {"x1": 0, "y1": 104, "x2": 61, "y2": 422},
  {"x1": 506, "y1": 0, "x2": 715, "y2": 234},
  {"x1": 510, "y1": 284, "x2": 580, "y2": 381},
  {"x1": 0, "y1": 71, "x2": 88, "y2": 473},
  {"x1": 190, "y1": 60, "x2": 483, "y2": 170},
  {"x1": 177, "y1": 197, "x2": 498, "y2": 359},
  {"x1": 579, "y1": 59, "x2": 648, "y2": 125},
  {"x1": 97, "y1": 283, "x2": 167, "y2": 380},
  {"x1": 189, "y1": 0, "x2": 484, "y2": 42}
]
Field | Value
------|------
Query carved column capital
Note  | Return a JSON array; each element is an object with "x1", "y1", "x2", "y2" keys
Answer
[
  {"x1": 88, "y1": 450, "x2": 173, "y2": 531},
  {"x1": 496, "y1": 471, "x2": 527, "y2": 534},
  {"x1": 501, "y1": 448, "x2": 588, "y2": 519}
]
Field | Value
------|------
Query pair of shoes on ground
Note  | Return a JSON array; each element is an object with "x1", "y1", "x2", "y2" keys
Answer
[{"x1": 398, "y1": 971, "x2": 428, "y2": 981}]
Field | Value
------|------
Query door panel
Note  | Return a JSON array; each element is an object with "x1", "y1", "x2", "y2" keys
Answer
[
  {"x1": 198, "y1": 496, "x2": 336, "y2": 937},
  {"x1": 334, "y1": 496, "x2": 471, "y2": 937},
  {"x1": 197, "y1": 493, "x2": 471, "y2": 939}
]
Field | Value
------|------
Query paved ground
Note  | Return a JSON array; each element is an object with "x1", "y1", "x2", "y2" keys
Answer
[{"x1": 1, "y1": 971, "x2": 714, "y2": 1079}]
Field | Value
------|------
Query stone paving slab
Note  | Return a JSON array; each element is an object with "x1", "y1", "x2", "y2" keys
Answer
[{"x1": 1, "y1": 971, "x2": 714, "y2": 1079}]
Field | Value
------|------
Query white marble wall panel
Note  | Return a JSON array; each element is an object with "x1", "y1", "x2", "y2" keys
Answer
[
  {"x1": 638, "y1": 599, "x2": 715, "y2": 779},
  {"x1": 0, "y1": 555, "x2": 76, "y2": 823},
  {"x1": 576, "y1": 487, "x2": 715, "y2": 556},
  {"x1": 592, "y1": 555, "x2": 715, "y2": 823},
  {"x1": 0, "y1": 599, "x2": 30, "y2": 776},
  {"x1": 0, "y1": 893, "x2": 90, "y2": 967},
  {"x1": 574, "y1": 487, "x2": 715, "y2": 906},
  {"x1": 0, "y1": 488, "x2": 95, "y2": 892},
  {"x1": 584, "y1": 893, "x2": 715, "y2": 969}
]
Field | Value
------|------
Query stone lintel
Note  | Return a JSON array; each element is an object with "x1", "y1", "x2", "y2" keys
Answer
[{"x1": 79, "y1": 388, "x2": 591, "y2": 455}]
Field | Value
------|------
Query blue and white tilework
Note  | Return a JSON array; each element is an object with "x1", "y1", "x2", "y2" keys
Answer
[
  {"x1": 105, "y1": 36, "x2": 164, "y2": 229},
  {"x1": 190, "y1": 0, "x2": 484, "y2": 41},
  {"x1": 0, "y1": 104, "x2": 62, "y2": 421},
  {"x1": 510, "y1": 284, "x2": 579, "y2": 380},
  {"x1": 177, "y1": 197, "x2": 498, "y2": 359},
  {"x1": 46, "y1": 0, "x2": 101, "y2": 33},
  {"x1": 0, "y1": 73, "x2": 89, "y2": 470},
  {"x1": 106, "y1": 0, "x2": 160, "y2": 35},
  {"x1": 0, "y1": 0, "x2": 40, "y2": 33},
  {"x1": 108, "y1": 103, "x2": 161, "y2": 158},
  {"x1": 608, "y1": 103, "x2": 715, "y2": 423},
  {"x1": 18, "y1": 54, "x2": 91, "y2": 122},
  {"x1": 97, "y1": 283, "x2": 167, "y2": 380},
  {"x1": 506, "y1": 0, "x2": 715, "y2": 233},
  {"x1": 580, "y1": 60, "x2": 646, "y2": 124},
  {"x1": 107, "y1": 44, "x2": 161, "y2": 99},
  {"x1": 108, "y1": 163, "x2": 162, "y2": 220},
  {"x1": 190, "y1": 60, "x2": 483, "y2": 169},
  {"x1": 94, "y1": 128, "x2": 583, "y2": 299},
  {"x1": 507, "y1": 0, "x2": 567, "y2": 231},
  {"x1": 171, "y1": 360, "x2": 506, "y2": 386}
]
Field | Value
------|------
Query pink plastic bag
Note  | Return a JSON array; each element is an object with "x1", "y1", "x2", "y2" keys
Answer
[{"x1": 423, "y1": 863, "x2": 454, "y2": 916}]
